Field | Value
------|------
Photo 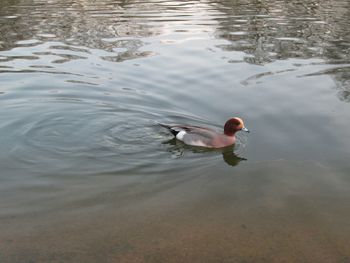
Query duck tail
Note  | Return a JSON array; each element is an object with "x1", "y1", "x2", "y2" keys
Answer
[
  {"x1": 157, "y1": 122, "x2": 171, "y2": 129},
  {"x1": 157, "y1": 122, "x2": 179, "y2": 137}
]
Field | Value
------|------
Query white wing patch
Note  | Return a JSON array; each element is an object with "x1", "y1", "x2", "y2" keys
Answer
[{"x1": 176, "y1": 130, "x2": 187, "y2": 141}]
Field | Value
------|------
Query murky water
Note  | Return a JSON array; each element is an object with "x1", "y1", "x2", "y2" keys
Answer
[{"x1": 1, "y1": 0, "x2": 350, "y2": 262}]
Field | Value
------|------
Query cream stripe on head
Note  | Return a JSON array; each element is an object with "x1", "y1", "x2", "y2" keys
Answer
[{"x1": 233, "y1": 117, "x2": 244, "y2": 129}]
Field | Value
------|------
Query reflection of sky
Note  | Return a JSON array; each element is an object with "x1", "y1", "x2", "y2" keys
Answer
[
  {"x1": 0, "y1": 0, "x2": 219, "y2": 68},
  {"x1": 0, "y1": 0, "x2": 160, "y2": 52},
  {"x1": 2, "y1": 0, "x2": 348, "y2": 65}
]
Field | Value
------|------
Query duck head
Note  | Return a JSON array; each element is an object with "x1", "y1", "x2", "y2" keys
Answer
[{"x1": 224, "y1": 117, "x2": 249, "y2": 136}]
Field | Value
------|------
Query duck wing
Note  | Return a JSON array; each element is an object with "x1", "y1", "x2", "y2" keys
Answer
[
  {"x1": 159, "y1": 123, "x2": 213, "y2": 136},
  {"x1": 160, "y1": 123, "x2": 217, "y2": 147}
]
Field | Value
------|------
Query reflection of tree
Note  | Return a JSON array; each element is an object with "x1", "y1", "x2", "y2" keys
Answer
[
  {"x1": 213, "y1": 0, "x2": 350, "y2": 98},
  {"x1": 215, "y1": 0, "x2": 349, "y2": 63},
  {"x1": 0, "y1": 0, "x2": 162, "y2": 61}
]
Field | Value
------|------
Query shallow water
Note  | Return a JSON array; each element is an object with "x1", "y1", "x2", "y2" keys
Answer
[{"x1": 1, "y1": 0, "x2": 350, "y2": 262}]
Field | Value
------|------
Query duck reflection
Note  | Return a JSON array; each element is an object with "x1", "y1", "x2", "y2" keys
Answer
[{"x1": 162, "y1": 138, "x2": 246, "y2": 167}]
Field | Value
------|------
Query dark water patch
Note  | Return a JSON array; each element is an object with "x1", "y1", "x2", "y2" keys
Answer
[
  {"x1": 1, "y1": 160, "x2": 350, "y2": 262},
  {"x1": 65, "y1": 79, "x2": 99, "y2": 86},
  {"x1": 0, "y1": 69, "x2": 82, "y2": 75}
]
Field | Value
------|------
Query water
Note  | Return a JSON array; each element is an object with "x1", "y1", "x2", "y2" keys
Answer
[{"x1": 1, "y1": 0, "x2": 350, "y2": 262}]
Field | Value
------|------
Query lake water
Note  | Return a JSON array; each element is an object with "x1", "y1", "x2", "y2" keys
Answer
[{"x1": 1, "y1": 0, "x2": 350, "y2": 262}]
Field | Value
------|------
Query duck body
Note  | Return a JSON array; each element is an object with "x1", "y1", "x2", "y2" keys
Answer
[{"x1": 160, "y1": 117, "x2": 249, "y2": 149}]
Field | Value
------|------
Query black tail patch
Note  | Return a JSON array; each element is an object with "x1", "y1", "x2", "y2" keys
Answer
[
  {"x1": 169, "y1": 129, "x2": 179, "y2": 136},
  {"x1": 158, "y1": 123, "x2": 179, "y2": 137}
]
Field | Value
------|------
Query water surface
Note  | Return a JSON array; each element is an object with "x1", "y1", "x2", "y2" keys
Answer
[{"x1": 1, "y1": 0, "x2": 350, "y2": 262}]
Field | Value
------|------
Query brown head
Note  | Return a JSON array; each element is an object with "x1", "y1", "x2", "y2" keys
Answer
[{"x1": 224, "y1": 117, "x2": 249, "y2": 136}]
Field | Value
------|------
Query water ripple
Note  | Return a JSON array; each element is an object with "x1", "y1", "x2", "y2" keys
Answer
[{"x1": 0, "y1": 0, "x2": 350, "y2": 177}]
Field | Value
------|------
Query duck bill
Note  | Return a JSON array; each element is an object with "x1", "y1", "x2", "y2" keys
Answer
[{"x1": 241, "y1": 127, "x2": 250, "y2": 133}]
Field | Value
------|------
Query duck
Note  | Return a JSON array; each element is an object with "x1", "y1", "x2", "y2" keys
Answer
[{"x1": 160, "y1": 117, "x2": 249, "y2": 149}]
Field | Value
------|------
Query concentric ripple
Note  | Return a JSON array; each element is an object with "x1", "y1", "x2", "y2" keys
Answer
[{"x1": 0, "y1": 92, "x2": 246, "y2": 176}]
